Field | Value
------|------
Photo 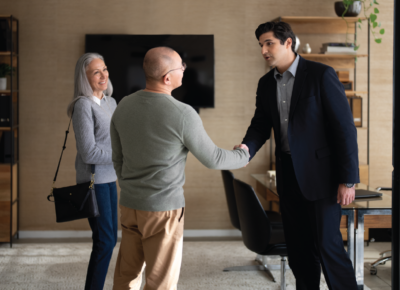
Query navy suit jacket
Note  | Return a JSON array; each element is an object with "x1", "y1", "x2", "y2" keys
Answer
[{"x1": 242, "y1": 56, "x2": 360, "y2": 201}]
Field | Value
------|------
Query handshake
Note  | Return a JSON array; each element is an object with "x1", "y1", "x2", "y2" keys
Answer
[{"x1": 234, "y1": 144, "x2": 250, "y2": 167}]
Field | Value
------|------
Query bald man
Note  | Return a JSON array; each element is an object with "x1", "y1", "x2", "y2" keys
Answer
[{"x1": 110, "y1": 47, "x2": 249, "y2": 290}]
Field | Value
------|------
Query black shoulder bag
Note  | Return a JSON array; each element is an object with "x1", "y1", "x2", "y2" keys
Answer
[{"x1": 47, "y1": 113, "x2": 100, "y2": 223}]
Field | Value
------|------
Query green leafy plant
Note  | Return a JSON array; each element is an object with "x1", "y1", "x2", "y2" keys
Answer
[
  {"x1": 0, "y1": 63, "x2": 14, "y2": 78},
  {"x1": 342, "y1": 0, "x2": 385, "y2": 50}
]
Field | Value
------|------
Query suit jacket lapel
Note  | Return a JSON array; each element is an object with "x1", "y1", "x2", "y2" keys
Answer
[{"x1": 289, "y1": 56, "x2": 308, "y2": 120}]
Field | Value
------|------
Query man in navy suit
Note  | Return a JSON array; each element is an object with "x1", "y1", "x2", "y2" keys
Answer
[{"x1": 235, "y1": 22, "x2": 359, "y2": 289}]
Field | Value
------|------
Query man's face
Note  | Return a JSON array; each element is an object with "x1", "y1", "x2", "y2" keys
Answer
[
  {"x1": 258, "y1": 31, "x2": 291, "y2": 68},
  {"x1": 169, "y1": 52, "x2": 185, "y2": 90}
]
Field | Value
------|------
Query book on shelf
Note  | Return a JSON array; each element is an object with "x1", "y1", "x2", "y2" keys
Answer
[
  {"x1": 321, "y1": 43, "x2": 356, "y2": 54},
  {"x1": 322, "y1": 43, "x2": 354, "y2": 47},
  {"x1": 324, "y1": 51, "x2": 357, "y2": 55},
  {"x1": 324, "y1": 46, "x2": 356, "y2": 52}
]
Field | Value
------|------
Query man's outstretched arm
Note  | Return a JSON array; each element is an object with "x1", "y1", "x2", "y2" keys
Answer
[{"x1": 182, "y1": 108, "x2": 249, "y2": 170}]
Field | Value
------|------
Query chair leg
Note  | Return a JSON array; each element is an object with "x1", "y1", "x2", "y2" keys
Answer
[
  {"x1": 281, "y1": 257, "x2": 287, "y2": 290},
  {"x1": 257, "y1": 255, "x2": 290, "y2": 269},
  {"x1": 379, "y1": 250, "x2": 391, "y2": 258},
  {"x1": 370, "y1": 256, "x2": 392, "y2": 275},
  {"x1": 369, "y1": 249, "x2": 392, "y2": 275},
  {"x1": 223, "y1": 254, "x2": 265, "y2": 272},
  {"x1": 223, "y1": 265, "x2": 264, "y2": 271},
  {"x1": 224, "y1": 254, "x2": 290, "y2": 287},
  {"x1": 259, "y1": 255, "x2": 290, "y2": 283}
]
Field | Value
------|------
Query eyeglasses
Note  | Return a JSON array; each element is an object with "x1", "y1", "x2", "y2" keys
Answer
[{"x1": 162, "y1": 62, "x2": 187, "y2": 78}]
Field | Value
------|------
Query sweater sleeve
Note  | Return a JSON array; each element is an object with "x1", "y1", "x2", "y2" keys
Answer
[
  {"x1": 182, "y1": 108, "x2": 249, "y2": 170},
  {"x1": 110, "y1": 118, "x2": 122, "y2": 180},
  {"x1": 72, "y1": 99, "x2": 113, "y2": 165}
]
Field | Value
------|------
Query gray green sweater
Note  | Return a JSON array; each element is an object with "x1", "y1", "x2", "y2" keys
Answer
[{"x1": 110, "y1": 90, "x2": 249, "y2": 212}]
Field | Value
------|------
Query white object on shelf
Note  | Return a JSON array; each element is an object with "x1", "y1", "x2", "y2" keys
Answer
[
  {"x1": 302, "y1": 43, "x2": 312, "y2": 54},
  {"x1": 295, "y1": 36, "x2": 300, "y2": 53},
  {"x1": 267, "y1": 170, "x2": 276, "y2": 179},
  {"x1": 0, "y1": 78, "x2": 6, "y2": 90}
]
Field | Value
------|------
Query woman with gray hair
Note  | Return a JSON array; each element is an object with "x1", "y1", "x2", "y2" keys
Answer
[{"x1": 67, "y1": 53, "x2": 118, "y2": 290}]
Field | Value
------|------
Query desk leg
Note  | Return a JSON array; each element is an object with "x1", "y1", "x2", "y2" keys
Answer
[
  {"x1": 347, "y1": 209, "x2": 355, "y2": 268},
  {"x1": 342, "y1": 209, "x2": 355, "y2": 268},
  {"x1": 355, "y1": 211, "x2": 365, "y2": 290}
]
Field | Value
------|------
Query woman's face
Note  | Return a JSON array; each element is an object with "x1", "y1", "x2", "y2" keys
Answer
[{"x1": 86, "y1": 58, "x2": 109, "y2": 95}]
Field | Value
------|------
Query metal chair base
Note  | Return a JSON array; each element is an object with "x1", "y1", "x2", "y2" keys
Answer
[
  {"x1": 370, "y1": 250, "x2": 392, "y2": 275},
  {"x1": 224, "y1": 255, "x2": 289, "y2": 289}
]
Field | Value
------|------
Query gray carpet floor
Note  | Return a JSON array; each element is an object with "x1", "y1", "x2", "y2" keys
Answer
[{"x1": 0, "y1": 241, "x2": 330, "y2": 290}]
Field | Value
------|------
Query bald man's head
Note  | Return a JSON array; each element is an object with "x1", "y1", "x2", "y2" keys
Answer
[{"x1": 143, "y1": 47, "x2": 177, "y2": 82}]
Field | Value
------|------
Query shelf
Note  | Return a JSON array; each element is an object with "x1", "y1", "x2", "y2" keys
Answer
[
  {"x1": 0, "y1": 90, "x2": 18, "y2": 96},
  {"x1": 0, "y1": 164, "x2": 17, "y2": 202},
  {"x1": 300, "y1": 54, "x2": 368, "y2": 69},
  {"x1": 0, "y1": 164, "x2": 11, "y2": 172},
  {"x1": 0, "y1": 52, "x2": 17, "y2": 56},
  {"x1": 0, "y1": 15, "x2": 18, "y2": 20},
  {"x1": 0, "y1": 125, "x2": 19, "y2": 131},
  {"x1": 274, "y1": 16, "x2": 367, "y2": 23},
  {"x1": 300, "y1": 54, "x2": 368, "y2": 59},
  {"x1": 273, "y1": 16, "x2": 367, "y2": 34},
  {"x1": 345, "y1": 91, "x2": 368, "y2": 96}
]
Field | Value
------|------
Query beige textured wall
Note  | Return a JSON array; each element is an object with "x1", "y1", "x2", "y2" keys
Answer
[{"x1": 0, "y1": 0, "x2": 393, "y2": 231}]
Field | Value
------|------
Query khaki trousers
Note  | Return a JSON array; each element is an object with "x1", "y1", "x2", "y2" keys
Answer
[{"x1": 113, "y1": 205, "x2": 185, "y2": 290}]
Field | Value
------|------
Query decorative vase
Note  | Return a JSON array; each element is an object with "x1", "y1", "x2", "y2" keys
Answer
[
  {"x1": 302, "y1": 43, "x2": 312, "y2": 54},
  {"x1": 335, "y1": 1, "x2": 362, "y2": 17},
  {"x1": 295, "y1": 36, "x2": 300, "y2": 53},
  {"x1": 0, "y1": 78, "x2": 6, "y2": 90}
]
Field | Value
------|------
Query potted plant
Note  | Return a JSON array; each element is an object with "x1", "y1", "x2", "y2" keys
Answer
[
  {"x1": 336, "y1": 0, "x2": 385, "y2": 50},
  {"x1": 0, "y1": 63, "x2": 14, "y2": 90}
]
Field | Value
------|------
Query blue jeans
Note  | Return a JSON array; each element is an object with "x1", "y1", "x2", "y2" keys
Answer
[{"x1": 85, "y1": 182, "x2": 118, "y2": 290}]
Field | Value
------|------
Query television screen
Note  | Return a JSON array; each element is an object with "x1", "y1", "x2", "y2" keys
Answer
[{"x1": 85, "y1": 35, "x2": 215, "y2": 108}]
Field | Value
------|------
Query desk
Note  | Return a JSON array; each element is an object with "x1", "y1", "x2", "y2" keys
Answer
[{"x1": 251, "y1": 174, "x2": 392, "y2": 290}]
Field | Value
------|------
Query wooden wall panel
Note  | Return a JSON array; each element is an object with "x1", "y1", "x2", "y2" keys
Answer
[{"x1": 0, "y1": 0, "x2": 393, "y2": 231}]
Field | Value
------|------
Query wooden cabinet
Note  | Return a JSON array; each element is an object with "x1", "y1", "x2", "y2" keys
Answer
[
  {"x1": 270, "y1": 16, "x2": 370, "y2": 184},
  {"x1": 0, "y1": 15, "x2": 19, "y2": 246}
]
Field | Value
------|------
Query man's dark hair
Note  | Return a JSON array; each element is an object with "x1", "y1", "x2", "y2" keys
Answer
[{"x1": 255, "y1": 21, "x2": 296, "y2": 53}]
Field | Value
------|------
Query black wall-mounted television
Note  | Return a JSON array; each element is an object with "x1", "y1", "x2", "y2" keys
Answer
[{"x1": 85, "y1": 34, "x2": 215, "y2": 108}]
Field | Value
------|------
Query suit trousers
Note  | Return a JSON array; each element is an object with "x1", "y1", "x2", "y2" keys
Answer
[
  {"x1": 113, "y1": 205, "x2": 185, "y2": 290},
  {"x1": 279, "y1": 153, "x2": 357, "y2": 290}
]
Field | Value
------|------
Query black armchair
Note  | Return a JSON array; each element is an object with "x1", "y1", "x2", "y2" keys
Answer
[
  {"x1": 232, "y1": 178, "x2": 289, "y2": 289},
  {"x1": 221, "y1": 170, "x2": 240, "y2": 230}
]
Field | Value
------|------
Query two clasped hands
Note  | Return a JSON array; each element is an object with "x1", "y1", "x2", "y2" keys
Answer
[{"x1": 233, "y1": 143, "x2": 355, "y2": 206}]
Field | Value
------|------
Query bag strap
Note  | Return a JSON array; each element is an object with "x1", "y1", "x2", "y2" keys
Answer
[
  {"x1": 52, "y1": 113, "x2": 73, "y2": 184},
  {"x1": 49, "y1": 108, "x2": 96, "y2": 198}
]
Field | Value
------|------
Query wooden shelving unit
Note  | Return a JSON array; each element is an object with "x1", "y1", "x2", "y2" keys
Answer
[
  {"x1": 273, "y1": 16, "x2": 367, "y2": 23},
  {"x1": 345, "y1": 91, "x2": 368, "y2": 96},
  {"x1": 0, "y1": 15, "x2": 19, "y2": 246},
  {"x1": 300, "y1": 53, "x2": 368, "y2": 58},
  {"x1": 273, "y1": 16, "x2": 367, "y2": 34},
  {"x1": 269, "y1": 16, "x2": 370, "y2": 184}
]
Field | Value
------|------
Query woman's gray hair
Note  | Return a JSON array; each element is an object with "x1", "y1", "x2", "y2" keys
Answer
[{"x1": 67, "y1": 52, "x2": 113, "y2": 117}]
